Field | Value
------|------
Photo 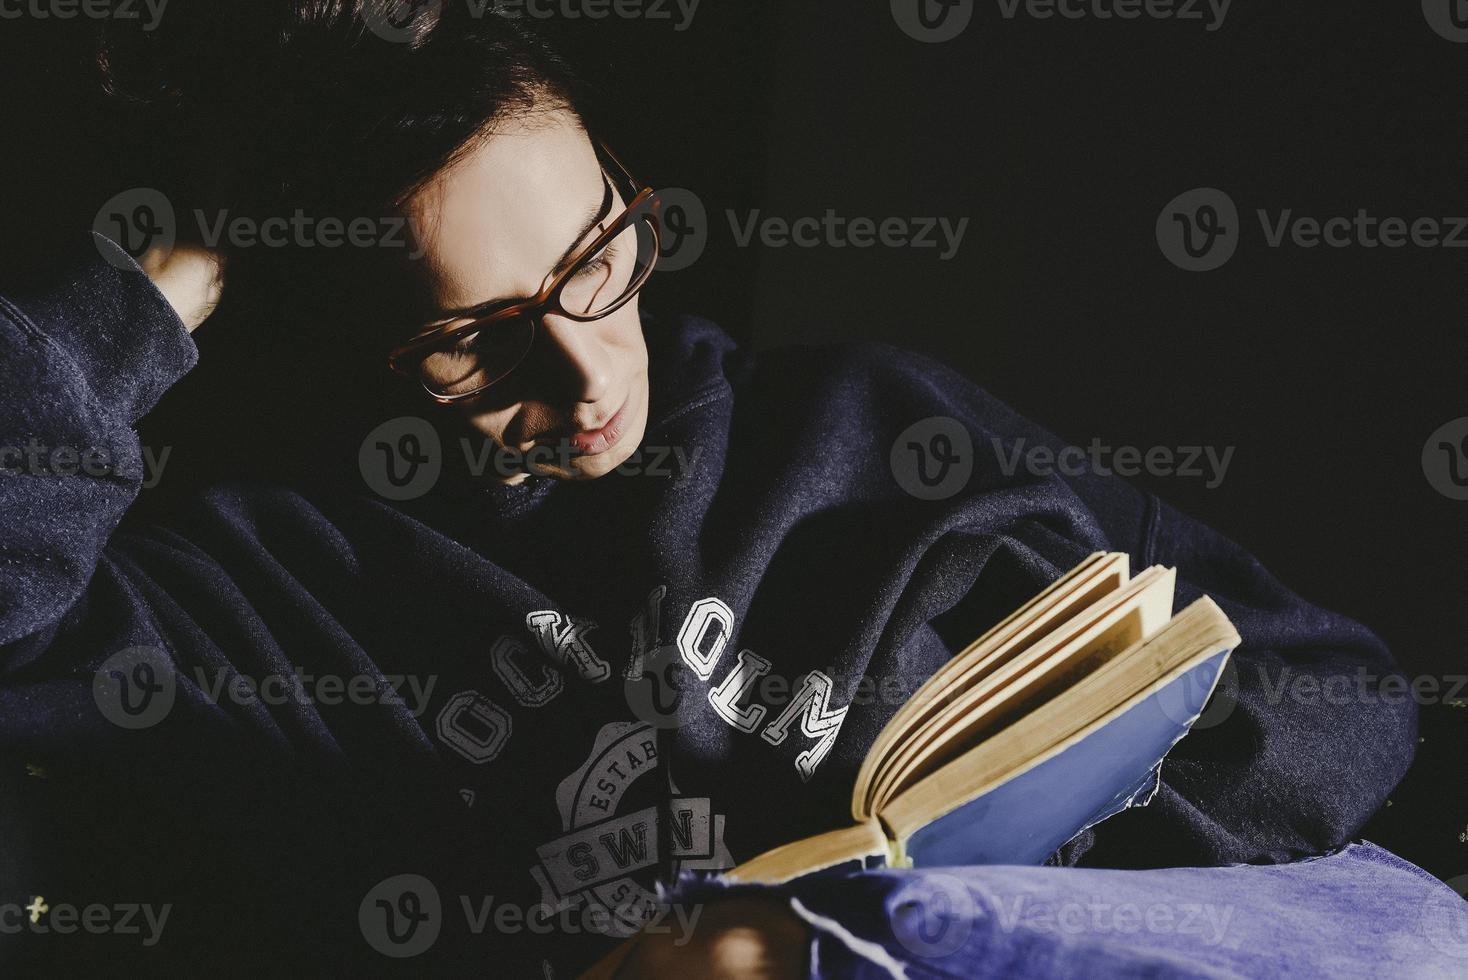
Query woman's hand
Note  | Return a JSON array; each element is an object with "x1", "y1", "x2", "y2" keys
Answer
[
  {"x1": 612, "y1": 899, "x2": 809, "y2": 979},
  {"x1": 139, "y1": 243, "x2": 225, "y2": 334}
]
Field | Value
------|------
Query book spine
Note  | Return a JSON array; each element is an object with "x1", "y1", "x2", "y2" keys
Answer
[{"x1": 887, "y1": 834, "x2": 913, "y2": 869}]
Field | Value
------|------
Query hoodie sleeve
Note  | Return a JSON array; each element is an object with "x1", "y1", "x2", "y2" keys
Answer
[
  {"x1": 858, "y1": 340, "x2": 1417, "y2": 869},
  {"x1": 1059, "y1": 471, "x2": 1418, "y2": 868},
  {"x1": 0, "y1": 232, "x2": 197, "y2": 654}
]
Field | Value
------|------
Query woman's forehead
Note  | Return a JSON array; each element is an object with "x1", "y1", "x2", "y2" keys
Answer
[{"x1": 404, "y1": 111, "x2": 603, "y2": 313}]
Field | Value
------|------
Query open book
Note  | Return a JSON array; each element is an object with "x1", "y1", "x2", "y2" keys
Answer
[{"x1": 727, "y1": 552, "x2": 1240, "y2": 883}]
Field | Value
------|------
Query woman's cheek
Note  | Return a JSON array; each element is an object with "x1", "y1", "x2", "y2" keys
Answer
[{"x1": 461, "y1": 406, "x2": 517, "y2": 452}]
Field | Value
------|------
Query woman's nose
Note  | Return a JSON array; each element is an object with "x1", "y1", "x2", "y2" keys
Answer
[{"x1": 535, "y1": 313, "x2": 613, "y2": 405}]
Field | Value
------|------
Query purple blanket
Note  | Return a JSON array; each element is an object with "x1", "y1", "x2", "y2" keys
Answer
[{"x1": 667, "y1": 842, "x2": 1468, "y2": 979}]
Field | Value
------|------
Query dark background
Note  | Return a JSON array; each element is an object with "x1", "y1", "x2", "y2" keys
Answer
[
  {"x1": 564, "y1": 1, "x2": 1468, "y2": 683},
  {"x1": 2, "y1": 1, "x2": 1464, "y2": 685}
]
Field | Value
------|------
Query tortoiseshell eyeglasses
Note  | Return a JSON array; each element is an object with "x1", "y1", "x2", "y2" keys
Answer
[{"x1": 388, "y1": 141, "x2": 663, "y2": 403}]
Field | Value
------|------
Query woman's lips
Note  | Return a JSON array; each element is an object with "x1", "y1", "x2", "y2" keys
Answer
[{"x1": 564, "y1": 399, "x2": 632, "y2": 457}]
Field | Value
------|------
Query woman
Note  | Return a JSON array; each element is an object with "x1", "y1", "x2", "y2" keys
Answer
[{"x1": 0, "y1": 3, "x2": 1459, "y2": 977}]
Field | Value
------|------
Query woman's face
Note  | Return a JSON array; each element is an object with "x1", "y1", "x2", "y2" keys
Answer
[{"x1": 402, "y1": 108, "x2": 650, "y2": 483}]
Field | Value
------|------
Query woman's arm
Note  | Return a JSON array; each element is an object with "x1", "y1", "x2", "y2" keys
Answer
[
  {"x1": 1061, "y1": 477, "x2": 1418, "y2": 868},
  {"x1": 874, "y1": 342, "x2": 1419, "y2": 869},
  {"x1": 0, "y1": 233, "x2": 212, "y2": 655}
]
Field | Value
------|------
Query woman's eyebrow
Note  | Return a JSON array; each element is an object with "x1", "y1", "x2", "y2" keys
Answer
[
  {"x1": 549, "y1": 173, "x2": 616, "y2": 275},
  {"x1": 432, "y1": 174, "x2": 615, "y2": 322}
]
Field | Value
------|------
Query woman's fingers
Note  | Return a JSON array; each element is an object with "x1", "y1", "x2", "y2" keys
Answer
[
  {"x1": 140, "y1": 243, "x2": 226, "y2": 334},
  {"x1": 615, "y1": 899, "x2": 809, "y2": 979}
]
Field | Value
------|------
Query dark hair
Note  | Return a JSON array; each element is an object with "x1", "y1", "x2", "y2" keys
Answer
[
  {"x1": 87, "y1": 2, "x2": 601, "y2": 502},
  {"x1": 98, "y1": 2, "x2": 592, "y2": 309},
  {"x1": 99, "y1": 3, "x2": 590, "y2": 201}
]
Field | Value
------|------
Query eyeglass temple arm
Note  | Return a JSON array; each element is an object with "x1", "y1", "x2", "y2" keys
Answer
[{"x1": 596, "y1": 139, "x2": 642, "y2": 189}]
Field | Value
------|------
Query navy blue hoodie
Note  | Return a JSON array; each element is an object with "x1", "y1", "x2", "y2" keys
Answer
[{"x1": 0, "y1": 234, "x2": 1417, "y2": 975}]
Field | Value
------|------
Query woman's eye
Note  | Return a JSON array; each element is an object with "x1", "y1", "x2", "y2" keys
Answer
[
  {"x1": 574, "y1": 245, "x2": 617, "y2": 279},
  {"x1": 447, "y1": 333, "x2": 480, "y2": 356}
]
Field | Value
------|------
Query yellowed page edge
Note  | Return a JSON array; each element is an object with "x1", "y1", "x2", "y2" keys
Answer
[
  {"x1": 725, "y1": 820, "x2": 890, "y2": 885},
  {"x1": 852, "y1": 552, "x2": 1127, "y2": 821},
  {"x1": 866, "y1": 567, "x2": 1175, "y2": 815}
]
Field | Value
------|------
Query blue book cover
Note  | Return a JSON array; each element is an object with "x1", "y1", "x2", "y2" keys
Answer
[
  {"x1": 903, "y1": 646, "x2": 1233, "y2": 868},
  {"x1": 726, "y1": 568, "x2": 1240, "y2": 883}
]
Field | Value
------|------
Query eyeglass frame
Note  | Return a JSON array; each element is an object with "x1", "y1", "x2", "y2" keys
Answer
[{"x1": 386, "y1": 140, "x2": 663, "y2": 404}]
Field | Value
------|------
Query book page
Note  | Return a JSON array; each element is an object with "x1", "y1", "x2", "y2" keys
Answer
[
  {"x1": 865, "y1": 567, "x2": 1175, "y2": 816},
  {"x1": 724, "y1": 820, "x2": 890, "y2": 885},
  {"x1": 879, "y1": 597, "x2": 1239, "y2": 843},
  {"x1": 852, "y1": 552, "x2": 1129, "y2": 821}
]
